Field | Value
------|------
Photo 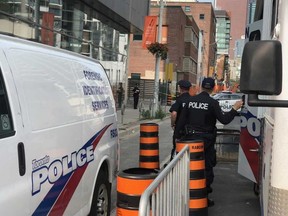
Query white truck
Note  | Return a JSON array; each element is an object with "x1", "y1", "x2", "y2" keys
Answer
[
  {"x1": 0, "y1": 34, "x2": 119, "y2": 215},
  {"x1": 239, "y1": 0, "x2": 288, "y2": 215}
]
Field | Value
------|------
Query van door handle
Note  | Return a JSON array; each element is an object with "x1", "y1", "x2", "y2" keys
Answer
[
  {"x1": 249, "y1": 148, "x2": 259, "y2": 153},
  {"x1": 17, "y1": 142, "x2": 26, "y2": 176}
]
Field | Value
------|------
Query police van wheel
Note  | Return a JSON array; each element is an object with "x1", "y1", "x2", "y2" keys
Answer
[{"x1": 89, "y1": 169, "x2": 111, "y2": 216}]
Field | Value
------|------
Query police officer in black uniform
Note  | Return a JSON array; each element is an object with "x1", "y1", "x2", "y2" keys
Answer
[
  {"x1": 177, "y1": 77, "x2": 243, "y2": 207},
  {"x1": 169, "y1": 80, "x2": 191, "y2": 161}
]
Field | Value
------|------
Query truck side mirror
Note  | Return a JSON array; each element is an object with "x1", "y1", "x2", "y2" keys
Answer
[
  {"x1": 240, "y1": 40, "x2": 288, "y2": 107},
  {"x1": 240, "y1": 40, "x2": 282, "y2": 95}
]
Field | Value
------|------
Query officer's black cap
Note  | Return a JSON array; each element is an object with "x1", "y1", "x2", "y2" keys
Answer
[
  {"x1": 177, "y1": 80, "x2": 191, "y2": 89},
  {"x1": 202, "y1": 77, "x2": 215, "y2": 89}
]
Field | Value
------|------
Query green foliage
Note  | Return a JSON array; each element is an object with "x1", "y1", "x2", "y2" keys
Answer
[
  {"x1": 141, "y1": 106, "x2": 167, "y2": 120},
  {"x1": 155, "y1": 107, "x2": 167, "y2": 120},
  {"x1": 141, "y1": 109, "x2": 151, "y2": 119}
]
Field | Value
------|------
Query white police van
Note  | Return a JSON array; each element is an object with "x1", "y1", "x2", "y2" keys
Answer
[{"x1": 0, "y1": 34, "x2": 119, "y2": 215}]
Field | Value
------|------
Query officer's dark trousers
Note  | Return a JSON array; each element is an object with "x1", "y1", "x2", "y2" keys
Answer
[
  {"x1": 185, "y1": 133, "x2": 217, "y2": 188},
  {"x1": 133, "y1": 96, "x2": 139, "y2": 109},
  {"x1": 118, "y1": 95, "x2": 122, "y2": 108}
]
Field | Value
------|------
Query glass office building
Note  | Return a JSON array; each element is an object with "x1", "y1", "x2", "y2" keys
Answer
[
  {"x1": 215, "y1": 10, "x2": 231, "y2": 55},
  {"x1": 0, "y1": 0, "x2": 149, "y2": 86}
]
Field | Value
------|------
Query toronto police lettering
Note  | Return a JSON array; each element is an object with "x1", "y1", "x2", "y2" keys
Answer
[
  {"x1": 188, "y1": 102, "x2": 209, "y2": 110},
  {"x1": 32, "y1": 145, "x2": 94, "y2": 195},
  {"x1": 82, "y1": 70, "x2": 109, "y2": 96},
  {"x1": 82, "y1": 70, "x2": 110, "y2": 111},
  {"x1": 32, "y1": 155, "x2": 50, "y2": 170},
  {"x1": 83, "y1": 70, "x2": 102, "y2": 81},
  {"x1": 92, "y1": 100, "x2": 109, "y2": 111},
  {"x1": 82, "y1": 85, "x2": 108, "y2": 95}
]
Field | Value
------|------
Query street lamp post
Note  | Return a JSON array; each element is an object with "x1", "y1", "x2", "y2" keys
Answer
[{"x1": 152, "y1": 0, "x2": 164, "y2": 117}]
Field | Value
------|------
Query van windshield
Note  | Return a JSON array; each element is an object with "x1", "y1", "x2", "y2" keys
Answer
[{"x1": 0, "y1": 69, "x2": 14, "y2": 138}]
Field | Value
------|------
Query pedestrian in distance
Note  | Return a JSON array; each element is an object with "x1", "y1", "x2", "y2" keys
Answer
[
  {"x1": 169, "y1": 79, "x2": 192, "y2": 161},
  {"x1": 117, "y1": 82, "x2": 124, "y2": 109},
  {"x1": 176, "y1": 77, "x2": 243, "y2": 207},
  {"x1": 132, "y1": 83, "x2": 140, "y2": 109}
]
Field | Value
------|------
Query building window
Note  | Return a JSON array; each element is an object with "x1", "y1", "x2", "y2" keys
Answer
[
  {"x1": 185, "y1": 6, "x2": 190, "y2": 12},
  {"x1": 0, "y1": 0, "x2": 128, "y2": 63},
  {"x1": 0, "y1": 69, "x2": 14, "y2": 138},
  {"x1": 199, "y1": 14, "x2": 205, "y2": 20},
  {"x1": 133, "y1": 34, "x2": 142, "y2": 41}
]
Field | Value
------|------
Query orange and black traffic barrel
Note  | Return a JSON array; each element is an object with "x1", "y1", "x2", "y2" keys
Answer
[
  {"x1": 116, "y1": 168, "x2": 158, "y2": 216},
  {"x1": 167, "y1": 94, "x2": 172, "y2": 105},
  {"x1": 139, "y1": 123, "x2": 159, "y2": 169},
  {"x1": 176, "y1": 139, "x2": 208, "y2": 216}
]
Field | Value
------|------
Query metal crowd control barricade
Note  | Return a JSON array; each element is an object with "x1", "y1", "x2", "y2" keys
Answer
[
  {"x1": 176, "y1": 140, "x2": 208, "y2": 215},
  {"x1": 138, "y1": 145, "x2": 190, "y2": 216}
]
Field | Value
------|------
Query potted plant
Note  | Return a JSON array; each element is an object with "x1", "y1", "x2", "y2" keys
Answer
[{"x1": 147, "y1": 42, "x2": 168, "y2": 60}]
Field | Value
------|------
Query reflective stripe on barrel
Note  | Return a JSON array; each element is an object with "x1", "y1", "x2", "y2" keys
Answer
[
  {"x1": 140, "y1": 124, "x2": 159, "y2": 133},
  {"x1": 140, "y1": 149, "x2": 159, "y2": 156},
  {"x1": 116, "y1": 207, "x2": 139, "y2": 216}
]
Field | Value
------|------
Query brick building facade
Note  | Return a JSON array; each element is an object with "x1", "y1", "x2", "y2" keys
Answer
[
  {"x1": 155, "y1": 1, "x2": 216, "y2": 77},
  {"x1": 128, "y1": 6, "x2": 199, "y2": 88}
]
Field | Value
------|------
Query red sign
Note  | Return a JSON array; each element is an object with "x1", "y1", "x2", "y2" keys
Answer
[
  {"x1": 142, "y1": 16, "x2": 158, "y2": 49},
  {"x1": 41, "y1": 12, "x2": 55, "y2": 46}
]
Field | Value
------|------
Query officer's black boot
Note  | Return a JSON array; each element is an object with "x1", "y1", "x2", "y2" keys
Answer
[
  {"x1": 207, "y1": 185, "x2": 214, "y2": 207},
  {"x1": 207, "y1": 185, "x2": 213, "y2": 194},
  {"x1": 208, "y1": 198, "x2": 215, "y2": 207}
]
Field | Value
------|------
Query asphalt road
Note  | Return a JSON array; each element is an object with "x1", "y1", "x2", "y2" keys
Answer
[{"x1": 209, "y1": 161, "x2": 260, "y2": 216}]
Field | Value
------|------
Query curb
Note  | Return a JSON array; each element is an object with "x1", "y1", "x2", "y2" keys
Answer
[{"x1": 118, "y1": 116, "x2": 170, "y2": 138}]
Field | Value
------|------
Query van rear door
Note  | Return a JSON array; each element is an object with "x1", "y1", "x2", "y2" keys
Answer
[{"x1": 0, "y1": 50, "x2": 31, "y2": 215}]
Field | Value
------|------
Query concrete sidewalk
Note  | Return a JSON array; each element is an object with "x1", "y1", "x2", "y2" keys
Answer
[{"x1": 116, "y1": 103, "x2": 170, "y2": 138}]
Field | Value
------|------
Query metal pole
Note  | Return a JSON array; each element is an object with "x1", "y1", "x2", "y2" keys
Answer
[
  {"x1": 34, "y1": 0, "x2": 40, "y2": 41},
  {"x1": 122, "y1": 35, "x2": 130, "y2": 122},
  {"x1": 152, "y1": 0, "x2": 164, "y2": 117},
  {"x1": 197, "y1": 31, "x2": 204, "y2": 86},
  {"x1": 124, "y1": 35, "x2": 130, "y2": 107}
]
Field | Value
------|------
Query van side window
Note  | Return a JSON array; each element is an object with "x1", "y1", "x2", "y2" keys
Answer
[{"x1": 0, "y1": 69, "x2": 14, "y2": 138}]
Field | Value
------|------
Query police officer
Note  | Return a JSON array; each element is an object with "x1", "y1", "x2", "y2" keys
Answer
[
  {"x1": 169, "y1": 79, "x2": 191, "y2": 161},
  {"x1": 132, "y1": 83, "x2": 140, "y2": 109},
  {"x1": 177, "y1": 77, "x2": 243, "y2": 207}
]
